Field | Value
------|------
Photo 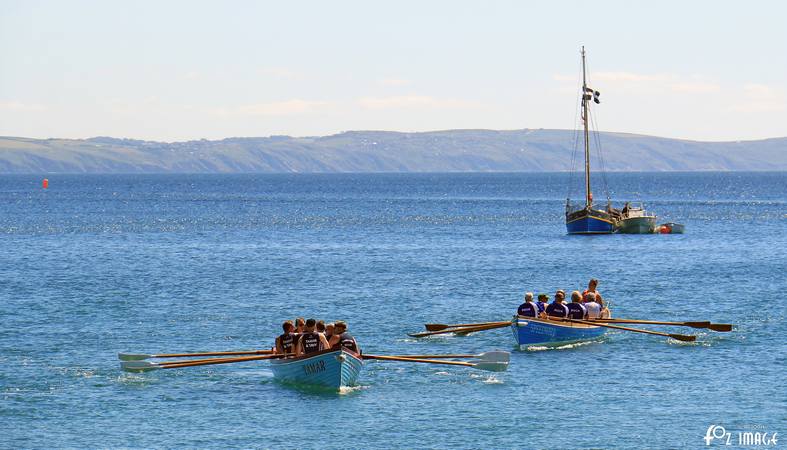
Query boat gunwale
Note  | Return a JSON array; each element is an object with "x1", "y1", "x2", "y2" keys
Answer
[
  {"x1": 513, "y1": 315, "x2": 604, "y2": 329},
  {"x1": 269, "y1": 347, "x2": 362, "y2": 366}
]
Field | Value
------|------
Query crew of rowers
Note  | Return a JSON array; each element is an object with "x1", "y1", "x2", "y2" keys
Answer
[
  {"x1": 274, "y1": 318, "x2": 360, "y2": 357},
  {"x1": 517, "y1": 278, "x2": 611, "y2": 320}
]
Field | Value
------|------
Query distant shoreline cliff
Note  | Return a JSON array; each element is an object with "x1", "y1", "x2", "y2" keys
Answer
[{"x1": 0, "y1": 129, "x2": 784, "y2": 173}]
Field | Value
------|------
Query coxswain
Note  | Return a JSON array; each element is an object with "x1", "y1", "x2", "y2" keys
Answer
[
  {"x1": 583, "y1": 292, "x2": 602, "y2": 319},
  {"x1": 294, "y1": 318, "x2": 330, "y2": 356},
  {"x1": 567, "y1": 291, "x2": 588, "y2": 320},
  {"x1": 582, "y1": 279, "x2": 601, "y2": 299},
  {"x1": 328, "y1": 321, "x2": 360, "y2": 353},
  {"x1": 275, "y1": 320, "x2": 296, "y2": 355},
  {"x1": 545, "y1": 291, "x2": 569, "y2": 318},
  {"x1": 517, "y1": 292, "x2": 538, "y2": 318}
]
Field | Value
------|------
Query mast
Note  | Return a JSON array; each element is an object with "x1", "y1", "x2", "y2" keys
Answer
[{"x1": 581, "y1": 46, "x2": 591, "y2": 208}]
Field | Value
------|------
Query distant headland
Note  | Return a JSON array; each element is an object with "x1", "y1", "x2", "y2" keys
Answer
[{"x1": 0, "y1": 129, "x2": 784, "y2": 173}]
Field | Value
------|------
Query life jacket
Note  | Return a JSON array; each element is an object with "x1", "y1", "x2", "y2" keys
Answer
[
  {"x1": 517, "y1": 301, "x2": 538, "y2": 317},
  {"x1": 336, "y1": 332, "x2": 358, "y2": 352},
  {"x1": 546, "y1": 302, "x2": 569, "y2": 318},
  {"x1": 277, "y1": 332, "x2": 296, "y2": 354},
  {"x1": 299, "y1": 332, "x2": 322, "y2": 354},
  {"x1": 567, "y1": 302, "x2": 588, "y2": 320}
]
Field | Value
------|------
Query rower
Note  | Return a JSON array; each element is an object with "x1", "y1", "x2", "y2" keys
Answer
[
  {"x1": 567, "y1": 291, "x2": 588, "y2": 320},
  {"x1": 328, "y1": 321, "x2": 360, "y2": 353},
  {"x1": 541, "y1": 292, "x2": 556, "y2": 318},
  {"x1": 583, "y1": 292, "x2": 602, "y2": 319},
  {"x1": 546, "y1": 291, "x2": 569, "y2": 318},
  {"x1": 275, "y1": 320, "x2": 296, "y2": 355},
  {"x1": 294, "y1": 318, "x2": 330, "y2": 356},
  {"x1": 517, "y1": 292, "x2": 538, "y2": 318},
  {"x1": 325, "y1": 322, "x2": 335, "y2": 341},
  {"x1": 316, "y1": 320, "x2": 326, "y2": 335},
  {"x1": 294, "y1": 317, "x2": 306, "y2": 334}
]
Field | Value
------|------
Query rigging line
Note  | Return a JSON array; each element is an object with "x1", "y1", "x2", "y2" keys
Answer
[
  {"x1": 589, "y1": 108, "x2": 611, "y2": 203},
  {"x1": 584, "y1": 54, "x2": 611, "y2": 204},
  {"x1": 567, "y1": 57, "x2": 583, "y2": 204}
]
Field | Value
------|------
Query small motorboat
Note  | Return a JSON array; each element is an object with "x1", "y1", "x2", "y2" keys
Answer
[
  {"x1": 269, "y1": 348, "x2": 363, "y2": 389},
  {"x1": 615, "y1": 202, "x2": 658, "y2": 234},
  {"x1": 657, "y1": 222, "x2": 685, "y2": 234},
  {"x1": 511, "y1": 316, "x2": 607, "y2": 349}
]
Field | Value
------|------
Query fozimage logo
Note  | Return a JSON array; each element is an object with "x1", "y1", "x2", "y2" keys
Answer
[{"x1": 704, "y1": 424, "x2": 778, "y2": 446}]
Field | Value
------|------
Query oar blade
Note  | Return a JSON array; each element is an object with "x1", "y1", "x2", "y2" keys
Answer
[
  {"x1": 120, "y1": 361, "x2": 162, "y2": 372},
  {"x1": 669, "y1": 334, "x2": 697, "y2": 342},
  {"x1": 424, "y1": 324, "x2": 450, "y2": 331},
  {"x1": 474, "y1": 351, "x2": 510, "y2": 364},
  {"x1": 708, "y1": 323, "x2": 733, "y2": 332},
  {"x1": 118, "y1": 353, "x2": 153, "y2": 361},
  {"x1": 471, "y1": 361, "x2": 509, "y2": 372},
  {"x1": 685, "y1": 321, "x2": 711, "y2": 329}
]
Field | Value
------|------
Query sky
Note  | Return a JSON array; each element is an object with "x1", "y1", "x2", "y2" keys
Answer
[{"x1": 1, "y1": 0, "x2": 786, "y2": 142}]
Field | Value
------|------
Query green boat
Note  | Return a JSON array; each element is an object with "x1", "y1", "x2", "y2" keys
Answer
[{"x1": 615, "y1": 202, "x2": 657, "y2": 234}]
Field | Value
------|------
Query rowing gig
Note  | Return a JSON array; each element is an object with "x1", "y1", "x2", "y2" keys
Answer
[
  {"x1": 511, "y1": 315, "x2": 607, "y2": 349},
  {"x1": 269, "y1": 348, "x2": 363, "y2": 389}
]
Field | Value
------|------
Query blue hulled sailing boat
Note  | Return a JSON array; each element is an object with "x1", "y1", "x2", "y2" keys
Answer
[{"x1": 565, "y1": 47, "x2": 616, "y2": 235}]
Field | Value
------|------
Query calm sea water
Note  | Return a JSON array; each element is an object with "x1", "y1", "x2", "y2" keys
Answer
[{"x1": 1, "y1": 173, "x2": 785, "y2": 449}]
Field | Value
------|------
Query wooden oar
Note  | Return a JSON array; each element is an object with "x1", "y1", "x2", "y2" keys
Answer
[
  {"x1": 383, "y1": 351, "x2": 510, "y2": 361},
  {"x1": 590, "y1": 318, "x2": 733, "y2": 332},
  {"x1": 408, "y1": 321, "x2": 510, "y2": 338},
  {"x1": 118, "y1": 349, "x2": 274, "y2": 361},
  {"x1": 566, "y1": 318, "x2": 696, "y2": 342},
  {"x1": 424, "y1": 321, "x2": 507, "y2": 332},
  {"x1": 120, "y1": 353, "x2": 289, "y2": 372},
  {"x1": 363, "y1": 352, "x2": 509, "y2": 372}
]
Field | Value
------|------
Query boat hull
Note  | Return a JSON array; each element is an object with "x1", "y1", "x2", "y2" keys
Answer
[
  {"x1": 511, "y1": 316, "x2": 606, "y2": 349},
  {"x1": 616, "y1": 216, "x2": 657, "y2": 234},
  {"x1": 269, "y1": 348, "x2": 363, "y2": 389},
  {"x1": 566, "y1": 208, "x2": 616, "y2": 234},
  {"x1": 657, "y1": 222, "x2": 685, "y2": 234}
]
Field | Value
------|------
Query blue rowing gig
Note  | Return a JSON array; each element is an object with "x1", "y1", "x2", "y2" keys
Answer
[
  {"x1": 269, "y1": 348, "x2": 363, "y2": 389},
  {"x1": 511, "y1": 316, "x2": 607, "y2": 349}
]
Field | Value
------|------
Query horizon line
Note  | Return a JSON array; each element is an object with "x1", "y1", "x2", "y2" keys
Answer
[{"x1": 2, "y1": 128, "x2": 786, "y2": 145}]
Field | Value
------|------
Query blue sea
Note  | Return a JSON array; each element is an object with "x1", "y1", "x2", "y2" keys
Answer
[{"x1": 1, "y1": 172, "x2": 785, "y2": 449}]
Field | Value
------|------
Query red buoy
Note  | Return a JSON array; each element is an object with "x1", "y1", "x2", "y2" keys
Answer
[{"x1": 42, "y1": 178, "x2": 49, "y2": 189}]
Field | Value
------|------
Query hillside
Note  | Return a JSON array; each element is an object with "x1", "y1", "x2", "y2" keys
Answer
[{"x1": 0, "y1": 129, "x2": 784, "y2": 173}]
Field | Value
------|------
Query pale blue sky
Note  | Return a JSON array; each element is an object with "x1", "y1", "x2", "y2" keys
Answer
[{"x1": 1, "y1": 0, "x2": 785, "y2": 141}]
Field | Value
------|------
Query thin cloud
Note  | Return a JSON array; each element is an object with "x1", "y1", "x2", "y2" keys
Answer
[
  {"x1": 726, "y1": 83, "x2": 786, "y2": 113},
  {"x1": 258, "y1": 67, "x2": 305, "y2": 80},
  {"x1": 357, "y1": 95, "x2": 476, "y2": 109},
  {"x1": 0, "y1": 101, "x2": 47, "y2": 112},
  {"x1": 593, "y1": 72, "x2": 673, "y2": 82},
  {"x1": 214, "y1": 99, "x2": 329, "y2": 116},
  {"x1": 555, "y1": 71, "x2": 720, "y2": 94},
  {"x1": 378, "y1": 78, "x2": 411, "y2": 87},
  {"x1": 667, "y1": 82, "x2": 721, "y2": 93}
]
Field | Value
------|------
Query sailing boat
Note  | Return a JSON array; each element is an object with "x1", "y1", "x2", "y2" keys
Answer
[{"x1": 565, "y1": 47, "x2": 617, "y2": 235}]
